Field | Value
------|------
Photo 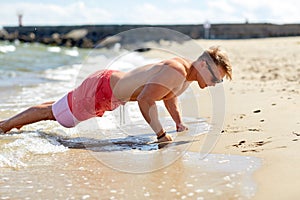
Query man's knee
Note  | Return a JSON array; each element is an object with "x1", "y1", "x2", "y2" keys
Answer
[{"x1": 47, "y1": 105, "x2": 55, "y2": 120}]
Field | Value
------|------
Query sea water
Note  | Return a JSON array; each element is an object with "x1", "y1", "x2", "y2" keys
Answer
[{"x1": 0, "y1": 40, "x2": 261, "y2": 199}]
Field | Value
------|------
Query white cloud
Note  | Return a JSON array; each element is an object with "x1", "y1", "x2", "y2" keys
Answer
[
  {"x1": 128, "y1": 3, "x2": 205, "y2": 24},
  {"x1": 0, "y1": 0, "x2": 299, "y2": 26},
  {"x1": 207, "y1": 0, "x2": 235, "y2": 14},
  {"x1": 128, "y1": 0, "x2": 300, "y2": 24},
  {"x1": 0, "y1": 1, "x2": 112, "y2": 26},
  {"x1": 167, "y1": 0, "x2": 191, "y2": 3},
  {"x1": 224, "y1": 0, "x2": 300, "y2": 23}
]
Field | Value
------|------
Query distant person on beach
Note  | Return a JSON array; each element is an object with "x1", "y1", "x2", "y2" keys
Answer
[{"x1": 0, "y1": 46, "x2": 232, "y2": 142}]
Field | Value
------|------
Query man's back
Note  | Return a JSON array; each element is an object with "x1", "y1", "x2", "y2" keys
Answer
[{"x1": 111, "y1": 58, "x2": 191, "y2": 102}]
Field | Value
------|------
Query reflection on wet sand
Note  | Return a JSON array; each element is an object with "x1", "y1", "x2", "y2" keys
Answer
[{"x1": 0, "y1": 148, "x2": 260, "y2": 199}]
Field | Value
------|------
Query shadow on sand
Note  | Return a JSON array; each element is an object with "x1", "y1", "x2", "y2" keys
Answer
[{"x1": 56, "y1": 135, "x2": 194, "y2": 151}]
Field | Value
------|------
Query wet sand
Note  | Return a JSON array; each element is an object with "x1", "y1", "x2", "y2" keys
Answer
[
  {"x1": 0, "y1": 115, "x2": 260, "y2": 199},
  {"x1": 0, "y1": 143, "x2": 260, "y2": 200}
]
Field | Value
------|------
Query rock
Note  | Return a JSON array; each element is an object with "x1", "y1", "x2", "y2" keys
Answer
[
  {"x1": 5, "y1": 32, "x2": 19, "y2": 42},
  {"x1": 64, "y1": 29, "x2": 88, "y2": 40},
  {"x1": 52, "y1": 33, "x2": 60, "y2": 40},
  {"x1": 97, "y1": 35, "x2": 121, "y2": 48},
  {"x1": 29, "y1": 32, "x2": 35, "y2": 40},
  {"x1": 63, "y1": 39, "x2": 74, "y2": 47},
  {"x1": 41, "y1": 37, "x2": 54, "y2": 45},
  {"x1": 0, "y1": 28, "x2": 8, "y2": 39},
  {"x1": 51, "y1": 33, "x2": 62, "y2": 46},
  {"x1": 80, "y1": 38, "x2": 94, "y2": 48}
]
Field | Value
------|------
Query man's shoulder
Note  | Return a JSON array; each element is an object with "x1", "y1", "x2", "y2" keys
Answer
[{"x1": 162, "y1": 57, "x2": 190, "y2": 76}]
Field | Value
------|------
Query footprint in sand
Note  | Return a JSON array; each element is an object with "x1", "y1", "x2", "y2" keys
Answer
[{"x1": 230, "y1": 139, "x2": 273, "y2": 153}]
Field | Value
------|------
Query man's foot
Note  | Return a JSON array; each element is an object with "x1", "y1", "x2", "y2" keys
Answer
[
  {"x1": 157, "y1": 134, "x2": 173, "y2": 149},
  {"x1": 0, "y1": 120, "x2": 9, "y2": 134},
  {"x1": 157, "y1": 133, "x2": 173, "y2": 143}
]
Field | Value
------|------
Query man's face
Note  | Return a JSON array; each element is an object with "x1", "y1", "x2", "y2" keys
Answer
[
  {"x1": 197, "y1": 60, "x2": 226, "y2": 88},
  {"x1": 205, "y1": 61, "x2": 223, "y2": 84}
]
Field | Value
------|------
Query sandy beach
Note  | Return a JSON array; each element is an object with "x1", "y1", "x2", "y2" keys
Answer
[
  {"x1": 189, "y1": 37, "x2": 300, "y2": 199},
  {"x1": 0, "y1": 36, "x2": 299, "y2": 199}
]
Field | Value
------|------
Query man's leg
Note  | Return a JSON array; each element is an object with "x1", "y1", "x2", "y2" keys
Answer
[{"x1": 0, "y1": 101, "x2": 55, "y2": 133}]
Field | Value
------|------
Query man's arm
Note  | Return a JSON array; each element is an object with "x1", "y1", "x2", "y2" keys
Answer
[
  {"x1": 136, "y1": 66, "x2": 185, "y2": 140},
  {"x1": 163, "y1": 97, "x2": 188, "y2": 132},
  {"x1": 137, "y1": 83, "x2": 170, "y2": 138}
]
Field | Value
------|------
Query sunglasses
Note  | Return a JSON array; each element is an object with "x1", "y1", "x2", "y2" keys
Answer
[{"x1": 205, "y1": 61, "x2": 223, "y2": 83}]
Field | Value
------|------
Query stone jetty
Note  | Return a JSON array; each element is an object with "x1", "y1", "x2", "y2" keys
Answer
[{"x1": 1, "y1": 23, "x2": 300, "y2": 48}]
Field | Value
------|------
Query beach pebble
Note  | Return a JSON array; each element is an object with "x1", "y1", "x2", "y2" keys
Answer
[
  {"x1": 170, "y1": 188, "x2": 177, "y2": 192},
  {"x1": 188, "y1": 192, "x2": 194, "y2": 197},
  {"x1": 81, "y1": 195, "x2": 90, "y2": 200},
  {"x1": 181, "y1": 195, "x2": 187, "y2": 199},
  {"x1": 186, "y1": 183, "x2": 194, "y2": 187},
  {"x1": 144, "y1": 192, "x2": 150, "y2": 197},
  {"x1": 195, "y1": 189, "x2": 204, "y2": 193},
  {"x1": 223, "y1": 176, "x2": 231, "y2": 181},
  {"x1": 253, "y1": 109, "x2": 261, "y2": 113},
  {"x1": 207, "y1": 189, "x2": 214, "y2": 193}
]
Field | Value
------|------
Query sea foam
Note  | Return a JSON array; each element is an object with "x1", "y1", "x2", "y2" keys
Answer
[{"x1": 0, "y1": 132, "x2": 68, "y2": 168}]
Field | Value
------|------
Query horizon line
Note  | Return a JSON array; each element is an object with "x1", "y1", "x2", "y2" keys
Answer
[{"x1": 3, "y1": 22, "x2": 300, "y2": 28}]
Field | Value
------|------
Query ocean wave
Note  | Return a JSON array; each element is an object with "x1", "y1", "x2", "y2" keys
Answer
[
  {"x1": 47, "y1": 46, "x2": 79, "y2": 57},
  {"x1": 0, "y1": 45, "x2": 16, "y2": 53},
  {"x1": 47, "y1": 46, "x2": 61, "y2": 53},
  {"x1": 64, "y1": 49, "x2": 79, "y2": 57},
  {"x1": 0, "y1": 132, "x2": 68, "y2": 168}
]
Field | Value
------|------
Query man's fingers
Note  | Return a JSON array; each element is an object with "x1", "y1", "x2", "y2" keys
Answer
[{"x1": 176, "y1": 124, "x2": 188, "y2": 132}]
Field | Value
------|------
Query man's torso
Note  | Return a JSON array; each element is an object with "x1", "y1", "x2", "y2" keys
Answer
[{"x1": 110, "y1": 58, "x2": 192, "y2": 101}]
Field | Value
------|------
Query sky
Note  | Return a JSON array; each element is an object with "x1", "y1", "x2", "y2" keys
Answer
[{"x1": 0, "y1": 0, "x2": 300, "y2": 26}]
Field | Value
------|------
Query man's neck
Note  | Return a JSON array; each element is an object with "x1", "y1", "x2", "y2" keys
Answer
[{"x1": 186, "y1": 63, "x2": 198, "y2": 81}]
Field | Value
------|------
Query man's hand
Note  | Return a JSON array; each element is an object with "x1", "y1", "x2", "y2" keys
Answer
[{"x1": 176, "y1": 123, "x2": 188, "y2": 132}]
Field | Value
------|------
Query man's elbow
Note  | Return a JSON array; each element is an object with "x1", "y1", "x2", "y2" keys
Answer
[{"x1": 137, "y1": 95, "x2": 155, "y2": 105}]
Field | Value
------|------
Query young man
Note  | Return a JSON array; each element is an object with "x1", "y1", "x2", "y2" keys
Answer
[{"x1": 0, "y1": 46, "x2": 232, "y2": 143}]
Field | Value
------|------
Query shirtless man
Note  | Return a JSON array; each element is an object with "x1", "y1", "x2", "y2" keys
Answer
[{"x1": 0, "y1": 46, "x2": 232, "y2": 142}]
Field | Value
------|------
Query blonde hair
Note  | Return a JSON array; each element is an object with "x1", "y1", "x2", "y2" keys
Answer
[{"x1": 202, "y1": 46, "x2": 232, "y2": 80}]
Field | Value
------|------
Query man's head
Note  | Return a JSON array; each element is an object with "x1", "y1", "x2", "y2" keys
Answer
[
  {"x1": 203, "y1": 46, "x2": 232, "y2": 80},
  {"x1": 193, "y1": 46, "x2": 232, "y2": 88}
]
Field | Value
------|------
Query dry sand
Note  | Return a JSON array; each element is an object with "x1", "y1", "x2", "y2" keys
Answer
[{"x1": 187, "y1": 37, "x2": 300, "y2": 199}]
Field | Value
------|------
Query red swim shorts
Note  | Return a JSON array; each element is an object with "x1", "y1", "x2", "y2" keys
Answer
[{"x1": 52, "y1": 70, "x2": 124, "y2": 128}]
